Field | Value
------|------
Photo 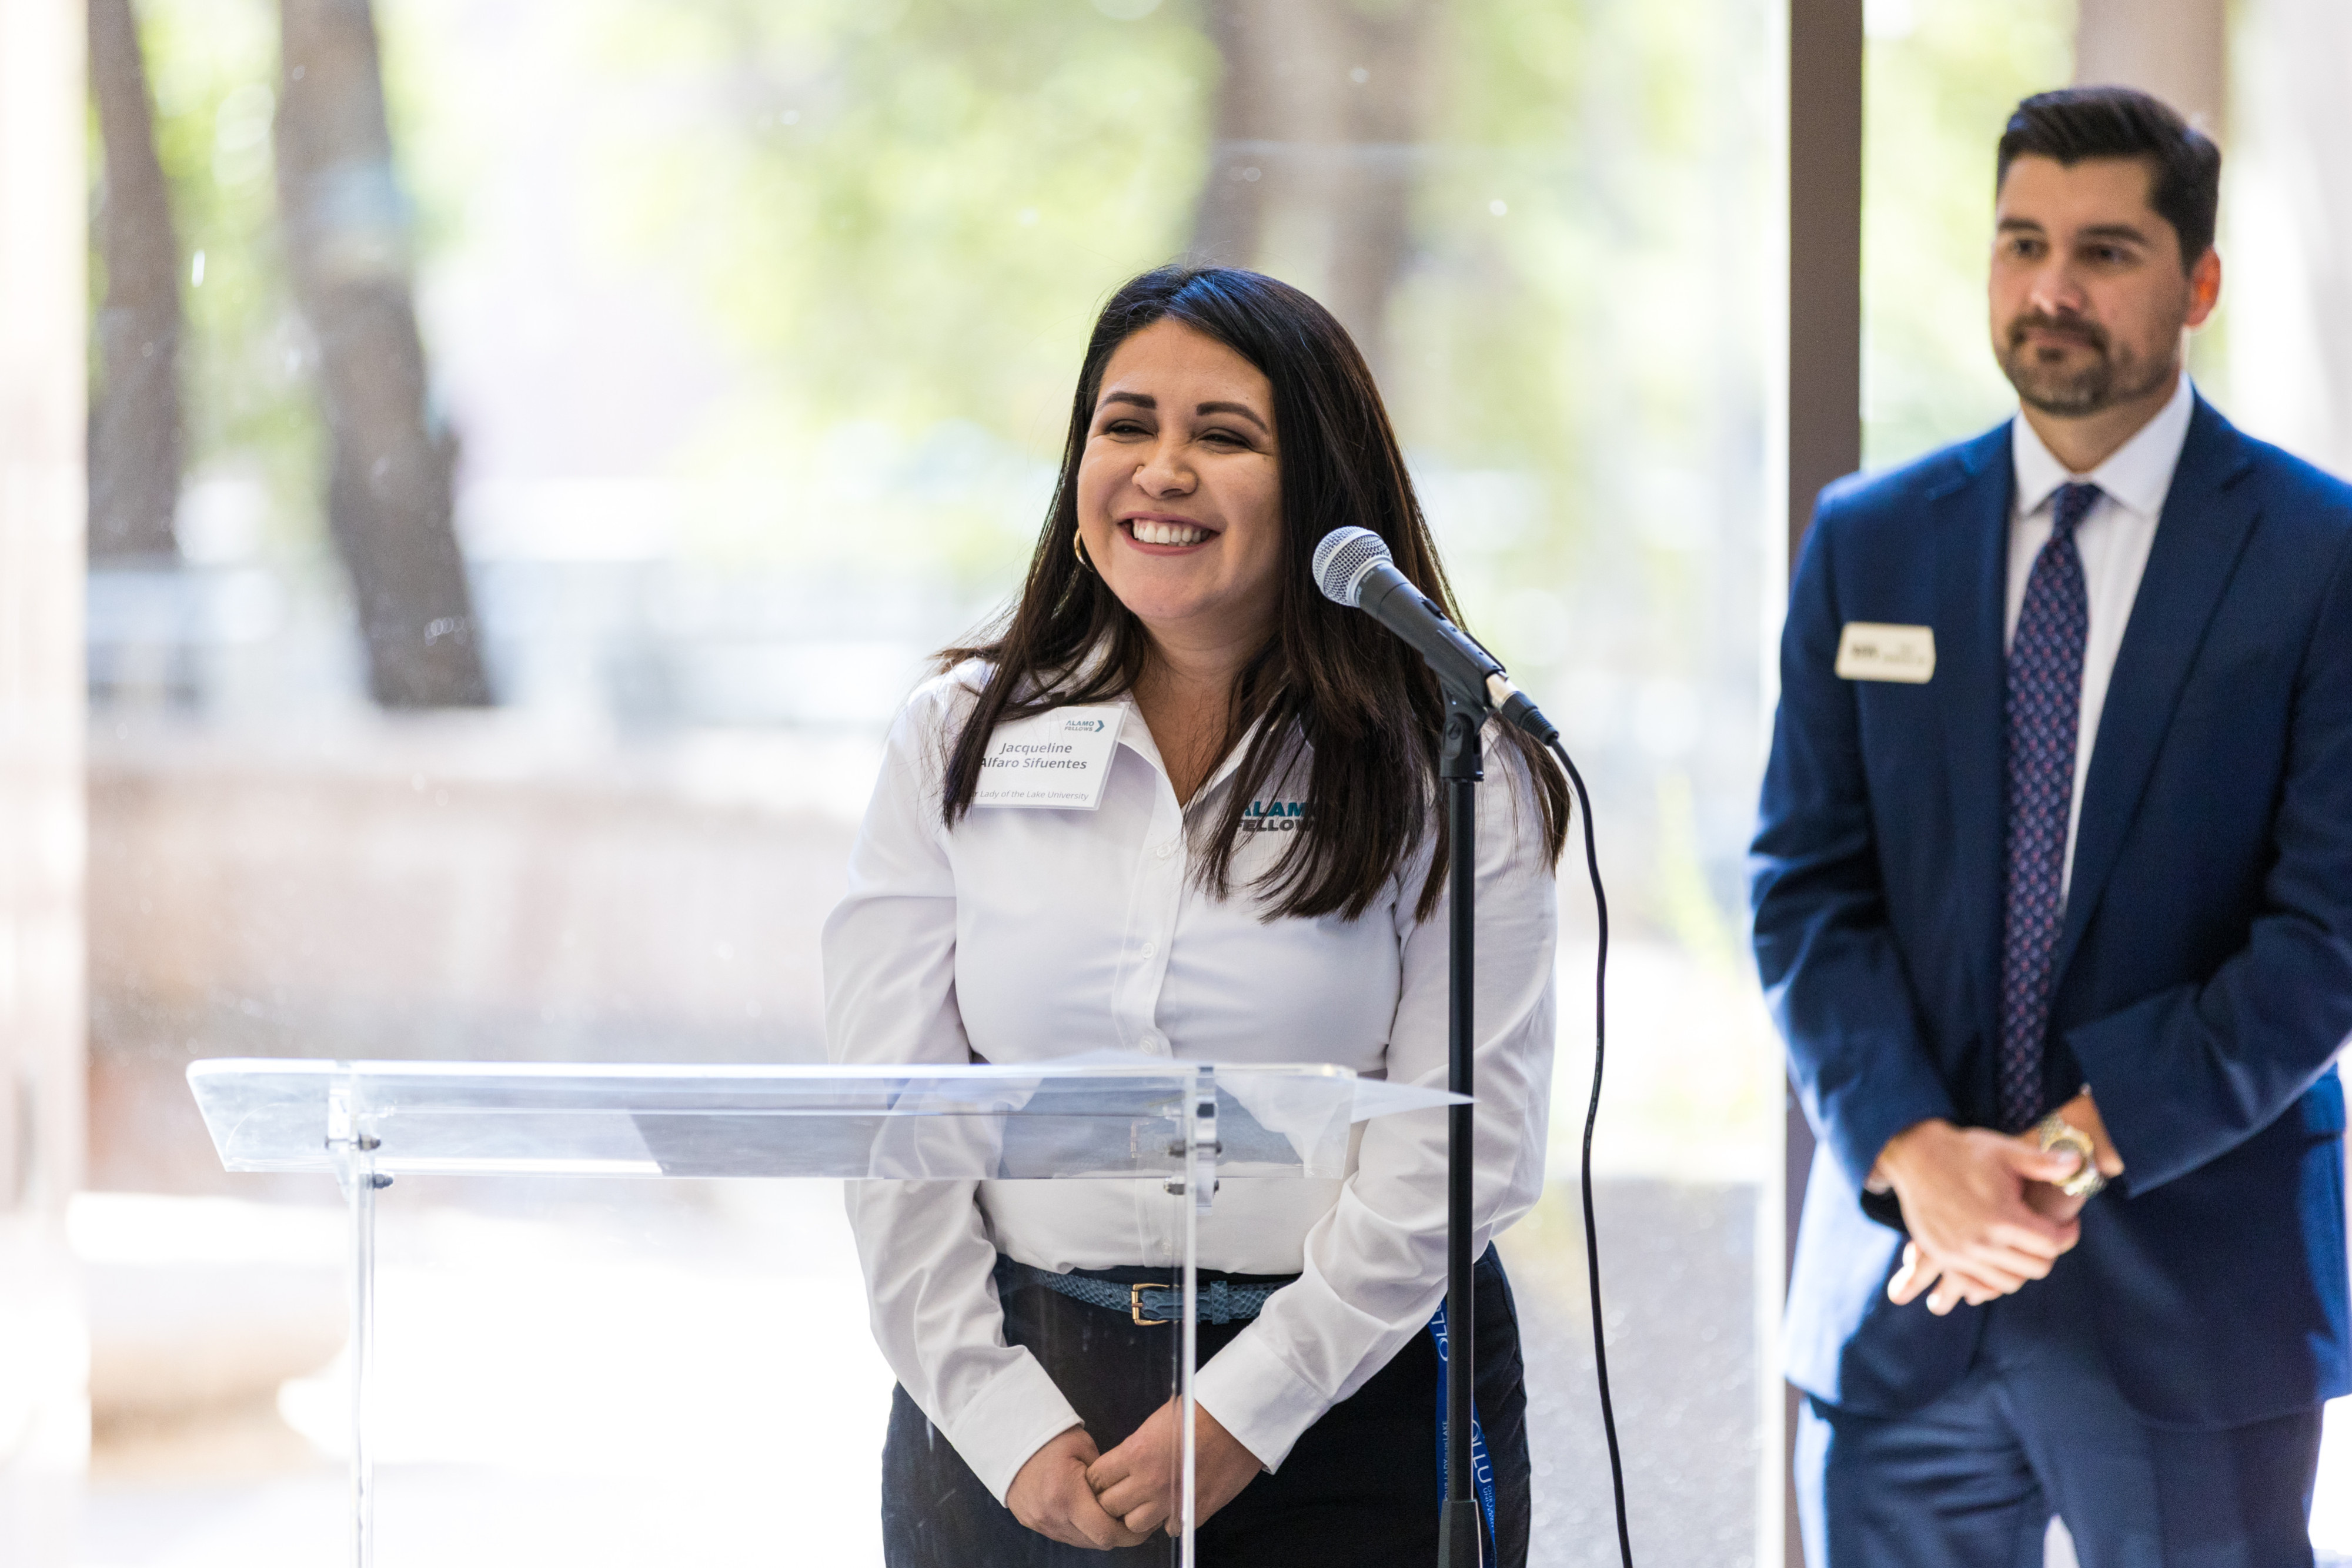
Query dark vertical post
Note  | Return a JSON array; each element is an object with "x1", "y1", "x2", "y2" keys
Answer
[
  {"x1": 1438, "y1": 697, "x2": 1483, "y2": 1568},
  {"x1": 1784, "y1": 1, "x2": 1863, "y2": 1563}
]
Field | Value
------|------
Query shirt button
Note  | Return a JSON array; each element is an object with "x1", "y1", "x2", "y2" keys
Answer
[
  {"x1": 1156, "y1": 841, "x2": 1176, "y2": 859},
  {"x1": 1140, "y1": 941, "x2": 1157, "y2": 958}
]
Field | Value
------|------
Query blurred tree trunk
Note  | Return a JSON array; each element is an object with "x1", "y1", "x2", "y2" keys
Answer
[
  {"x1": 88, "y1": 0, "x2": 182, "y2": 562},
  {"x1": 1190, "y1": 0, "x2": 1274, "y2": 272},
  {"x1": 275, "y1": 0, "x2": 489, "y2": 707},
  {"x1": 2074, "y1": 0, "x2": 2226, "y2": 134},
  {"x1": 1189, "y1": 0, "x2": 1443, "y2": 376}
]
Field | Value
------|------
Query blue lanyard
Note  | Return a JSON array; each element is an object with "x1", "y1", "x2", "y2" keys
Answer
[{"x1": 1428, "y1": 1302, "x2": 1498, "y2": 1566}]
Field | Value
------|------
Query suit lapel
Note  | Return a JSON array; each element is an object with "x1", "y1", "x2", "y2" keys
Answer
[
  {"x1": 1930, "y1": 424, "x2": 2016, "y2": 1037},
  {"x1": 2051, "y1": 399, "x2": 2261, "y2": 984}
]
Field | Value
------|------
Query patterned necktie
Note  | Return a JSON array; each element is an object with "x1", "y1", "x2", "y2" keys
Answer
[{"x1": 1998, "y1": 480, "x2": 2100, "y2": 1132}]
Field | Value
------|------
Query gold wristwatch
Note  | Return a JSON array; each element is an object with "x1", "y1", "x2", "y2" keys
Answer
[{"x1": 2034, "y1": 1113, "x2": 2107, "y2": 1198}]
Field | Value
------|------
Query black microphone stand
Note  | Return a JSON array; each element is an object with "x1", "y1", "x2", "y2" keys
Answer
[
  {"x1": 1438, "y1": 691, "x2": 1483, "y2": 1568},
  {"x1": 1314, "y1": 530, "x2": 1624, "y2": 1565}
]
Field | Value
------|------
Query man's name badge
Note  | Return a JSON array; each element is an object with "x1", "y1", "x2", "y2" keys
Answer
[
  {"x1": 1835, "y1": 622, "x2": 1936, "y2": 684},
  {"x1": 972, "y1": 704, "x2": 1126, "y2": 810}
]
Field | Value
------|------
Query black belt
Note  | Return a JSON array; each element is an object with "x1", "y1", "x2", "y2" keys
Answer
[{"x1": 994, "y1": 1256, "x2": 1295, "y2": 1326}]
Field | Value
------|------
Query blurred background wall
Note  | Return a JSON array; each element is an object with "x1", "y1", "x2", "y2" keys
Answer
[{"x1": 2, "y1": 0, "x2": 92, "y2": 1562}]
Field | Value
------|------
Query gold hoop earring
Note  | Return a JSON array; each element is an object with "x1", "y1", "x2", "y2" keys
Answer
[{"x1": 1074, "y1": 531, "x2": 1094, "y2": 573}]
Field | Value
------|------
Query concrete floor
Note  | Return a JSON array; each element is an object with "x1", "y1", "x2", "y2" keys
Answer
[{"x1": 1512, "y1": 1179, "x2": 1763, "y2": 1567}]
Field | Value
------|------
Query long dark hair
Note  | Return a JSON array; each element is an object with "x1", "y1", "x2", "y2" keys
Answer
[{"x1": 939, "y1": 265, "x2": 1568, "y2": 921}]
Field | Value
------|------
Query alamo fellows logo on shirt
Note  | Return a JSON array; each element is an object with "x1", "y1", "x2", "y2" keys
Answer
[{"x1": 1240, "y1": 799, "x2": 1310, "y2": 834}]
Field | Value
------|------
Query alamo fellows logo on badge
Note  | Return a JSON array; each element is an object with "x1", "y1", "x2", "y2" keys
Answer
[{"x1": 973, "y1": 704, "x2": 1126, "y2": 811}]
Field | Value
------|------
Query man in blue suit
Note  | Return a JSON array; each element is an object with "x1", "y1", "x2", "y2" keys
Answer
[{"x1": 1753, "y1": 86, "x2": 2352, "y2": 1566}]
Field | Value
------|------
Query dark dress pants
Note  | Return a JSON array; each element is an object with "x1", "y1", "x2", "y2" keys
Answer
[
  {"x1": 1795, "y1": 1255, "x2": 2324, "y2": 1568},
  {"x1": 881, "y1": 1246, "x2": 1531, "y2": 1567}
]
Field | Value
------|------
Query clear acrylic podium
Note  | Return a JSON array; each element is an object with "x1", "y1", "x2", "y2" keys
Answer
[{"x1": 188, "y1": 1057, "x2": 1459, "y2": 1567}]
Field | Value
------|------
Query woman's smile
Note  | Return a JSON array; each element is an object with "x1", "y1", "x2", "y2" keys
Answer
[{"x1": 1118, "y1": 512, "x2": 1220, "y2": 551}]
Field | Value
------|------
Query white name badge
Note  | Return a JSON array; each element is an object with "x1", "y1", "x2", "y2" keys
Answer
[
  {"x1": 1835, "y1": 622, "x2": 1936, "y2": 684},
  {"x1": 973, "y1": 704, "x2": 1127, "y2": 810}
]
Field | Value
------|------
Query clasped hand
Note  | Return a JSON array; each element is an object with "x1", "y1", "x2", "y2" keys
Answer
[
  {"x1": 1871, "y1": 1093, "x2": 2123, "y2": 1315},
  {"x1": 1005, "y1": 1399, "x2": 1262, "y2": 1549}
]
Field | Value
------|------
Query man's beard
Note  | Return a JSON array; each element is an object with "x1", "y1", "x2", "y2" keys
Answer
[{"x1": 1998, "y1": 310, "x2": 2178, "y2": 417}]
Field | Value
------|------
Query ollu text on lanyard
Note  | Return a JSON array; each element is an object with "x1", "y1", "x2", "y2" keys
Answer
[{"x1": 1428, "y1": 1301, "x2": 1498, "y2": 1566}]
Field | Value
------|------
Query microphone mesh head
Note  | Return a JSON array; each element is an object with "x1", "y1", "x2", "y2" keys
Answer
[{"x1": 1312, "y1": 526, "x2": 1392, "y2": 609}]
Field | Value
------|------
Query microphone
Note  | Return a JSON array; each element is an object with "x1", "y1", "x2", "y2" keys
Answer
[{"x1": 1312, "y1": 526, "x2": 1559, "y2": 744}]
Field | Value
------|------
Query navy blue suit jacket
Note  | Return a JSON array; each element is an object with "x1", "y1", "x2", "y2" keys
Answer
[{"x1": 1752, "y1": 397, "x2": 2352, "y2": 1429}]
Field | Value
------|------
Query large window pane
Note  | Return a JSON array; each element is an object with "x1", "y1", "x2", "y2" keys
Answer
[{"x1": 83, "y1": 1, "x2": 1779, "y2": 1562}]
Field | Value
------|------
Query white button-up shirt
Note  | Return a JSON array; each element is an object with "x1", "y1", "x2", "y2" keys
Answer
[
  {"x1": 2006, "y1": 370, "x2": 2194, "y2": 900},
  {"x1": 823, "y1": 663, "x2": 1558, "y2": 1502}
]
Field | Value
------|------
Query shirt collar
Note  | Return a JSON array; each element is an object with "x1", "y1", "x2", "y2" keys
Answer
[
  {"x1": 1111, "y1": 689, "x2": 1287, "y2": 810},
  {"x1": 1048, "y1": 633, "x2": 1295, "y2": 807},
  {"x1": 2010, "y1": 370, "x2": 2197, "y2": 522}
]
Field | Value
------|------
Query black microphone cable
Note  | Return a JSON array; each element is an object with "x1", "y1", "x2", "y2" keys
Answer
[
  {"x1": 1311, "y1": 523, "x2": 1632, "y2": 1559},
  {"x1": 1545, "y1": 735, "x2": 1633, "y2": 1568}
]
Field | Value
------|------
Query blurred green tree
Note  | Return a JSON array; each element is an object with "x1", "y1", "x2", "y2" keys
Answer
[
  {"x1": 135, "y1": 0, "x2": 319, "y2": 544},
  {"x1": 593, "y1": 0, "x2": 1765, "y2": 592},
  {"x1": 597, "y1": 0, "x2": 1214, "y2": 448}
]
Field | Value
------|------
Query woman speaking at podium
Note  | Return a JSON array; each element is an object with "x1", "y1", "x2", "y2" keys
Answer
[{"x1": 824, "y1": 266, "x2": 1568, "y2": 1565}]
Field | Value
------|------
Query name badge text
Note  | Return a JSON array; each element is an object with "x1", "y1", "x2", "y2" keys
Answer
[
  {"x1": 1835, "y1": 623, "x2": 1936, "y2": 684},
  {"x1": 973, "y1": 704, "x2": 1126, "y2": 810}
]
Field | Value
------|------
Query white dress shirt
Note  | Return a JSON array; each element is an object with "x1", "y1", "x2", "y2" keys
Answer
[
  {"x1": 2006, "y1": 370, "x2": 2194, "y2": 900},
  {"x1": 823, "y1": 662, "x2": 1558, "y2": 1502}
]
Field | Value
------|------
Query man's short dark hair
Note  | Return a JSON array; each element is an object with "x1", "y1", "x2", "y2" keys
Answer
[{"x1": 1997, "y1": 85, "x2": 2221, "y2": 266}]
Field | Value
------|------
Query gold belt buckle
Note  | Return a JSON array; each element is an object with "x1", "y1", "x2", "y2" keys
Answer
[{"x1": 1130, "y1": 1282, "x2": 1173, "y2": 1326}]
